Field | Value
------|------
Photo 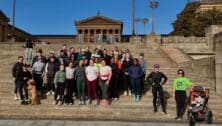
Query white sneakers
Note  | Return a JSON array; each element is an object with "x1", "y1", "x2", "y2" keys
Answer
[
  {"x1": 124, "y1": 91, "x2": 127, "y2": 96},
  {"x1": 46, "y1": 92, "x2": 51, "y2": 95},
  {"x1": 14, "y1": 95, "x2": 19, "y2": 100},
  {"x1": 14, "y1": 95, "x2": 20, "y2": 100},
  {"x1": 128, "y1": 91, "x2": 132, "y2": 96},
  {"x1": 124, "y1": 91, "x2": 132, "y2": 96},
  {"x1": 46, "y1": 91, "x2": 55, "y2": 96}
]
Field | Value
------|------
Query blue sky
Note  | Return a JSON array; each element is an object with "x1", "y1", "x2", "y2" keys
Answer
[{"x1": 0, "y1": 0, "x2": 188, "y2": 35}]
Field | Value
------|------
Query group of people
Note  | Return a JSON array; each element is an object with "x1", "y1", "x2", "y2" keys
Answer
[{"x1": 12, "y1": 38, "x2": 193, "y2": 120}]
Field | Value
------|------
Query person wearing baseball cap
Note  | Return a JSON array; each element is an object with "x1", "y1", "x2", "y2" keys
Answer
[{"x1": 146, "y1": 64, "x2": 168, "y2": 114}]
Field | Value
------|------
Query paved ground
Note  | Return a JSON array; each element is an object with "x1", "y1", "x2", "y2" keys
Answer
[{"x1": 0, "y1": 120, "x2": 221, "y2": 126}]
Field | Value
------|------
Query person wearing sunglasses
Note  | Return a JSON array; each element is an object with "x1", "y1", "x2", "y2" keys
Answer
[{"x1": 173, "y1": 69, "x2": 193, "y2": 120}]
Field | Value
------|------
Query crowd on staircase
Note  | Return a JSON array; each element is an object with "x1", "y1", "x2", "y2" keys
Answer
[{"x1": 11, "y1": 38, "x2": 193, "y2": 121}]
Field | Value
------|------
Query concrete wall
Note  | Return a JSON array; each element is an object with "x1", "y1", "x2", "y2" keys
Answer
[
  {"x1": 214, "y1": 31, "x2": 222, "y2": 93},
  {"x1": 161, "y1": 36, "x2": 207, "y2": 43},
  {"x1": 160, "y1": 36, "x2": 210, "y2": 53},
  {"x1": 34, "y1": 36, "x2": 76, "y2": 43}
]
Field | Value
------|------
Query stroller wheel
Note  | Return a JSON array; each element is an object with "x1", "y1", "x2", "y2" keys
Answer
[
  {"x1": 206, "y1": 111, "x2": 213, "y2": 124},
  {"x1": 189, "y1": 114, "x2": 195, "y2": 126}
]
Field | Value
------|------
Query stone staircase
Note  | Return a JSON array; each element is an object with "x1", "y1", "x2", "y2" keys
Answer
[{"x1": 0, "y1": 42, "x2": 222, "y2": 123}]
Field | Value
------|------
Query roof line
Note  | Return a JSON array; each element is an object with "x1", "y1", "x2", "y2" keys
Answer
[
  {"x1": 75, "y1": 15, "x2": 123, "y2": 25},
  {"x1": 0, "y1": 10, "x2": 9, "y2": 22}
]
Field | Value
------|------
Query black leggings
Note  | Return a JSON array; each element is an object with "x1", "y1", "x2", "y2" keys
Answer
[
  {"x1": 47, "y1": 76, "x2": 55, "y2": 92},
  {"x1": 33, "y1": 73, "x2": 43, "y2": 91},
  {"x1": 152, "y1": 86, "x2": 166, "y2": 112},
  {"x1": 19, "y1": 81, "x2": 29, "y2": 100},
  {"x1": 123, "y1": 74, "x2": 131, "y2": 92},
  {"x1": 65, "y1": 79, "x2": 75, "y2": 104},
  {"x1": 54, "y1": 83, "x2": 65, "y2": 101},
  {"x1": 109, "y1": 74, "x2": 119, "y2": 98},
  {"x1": 175, "y1": 91, "x2": 187, "y2": 118}
]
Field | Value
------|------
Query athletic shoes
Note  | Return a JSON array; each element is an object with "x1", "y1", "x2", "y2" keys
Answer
[
  {"x1": 46, "y1": 92, "x2": 51, "y2": 95},
  {"x1": 124, "y1": 91, "x2": 127, "y2": 96},
  {"x1": 14, "y1": 95, "x2": 19, "y2": 100},
  {"x1": 161, "y1": 111, "x2": 167, "y2": 115}
]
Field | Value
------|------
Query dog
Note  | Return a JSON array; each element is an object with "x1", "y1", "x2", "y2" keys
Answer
[{"x1": 27, "y1": 79, "x2": 41, "y2": 105}]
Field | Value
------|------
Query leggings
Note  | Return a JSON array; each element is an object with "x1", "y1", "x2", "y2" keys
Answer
[
  {"x1": 54, "y1": 82, "x2": 65, "y2": 101},
  {"x1": 175, "y1": 91, "x2": 187, "y2": 118},
  {"x1": 87, "y1": 79, "x2": 98, "y2": 100},
  {"x1": 152, "y1": 86, "x2": 166, "y2": 112}
]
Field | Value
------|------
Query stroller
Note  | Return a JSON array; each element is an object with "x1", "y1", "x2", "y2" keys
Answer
[{"x1": 187, "y1": 86, "x2": 213, "y2": 126}]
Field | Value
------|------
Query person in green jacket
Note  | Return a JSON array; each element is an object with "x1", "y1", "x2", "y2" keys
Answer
[
  {"x1": 173, "y1": 69, "x2": 193, "y2": 120},
  {"x1": 54, "y1": 65, "x2": 66, "y2": 105},
  {"x1": 75, "y1": 60, "x2": 86, "y2": 105}
]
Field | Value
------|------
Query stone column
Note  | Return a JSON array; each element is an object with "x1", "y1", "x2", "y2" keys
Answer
[
  {"x1": 94, "y1": 29, "x2": 96, "y2": 43},
  {"x1": 215, "y1": 41, "x2": 222, "y2": 94},
  {"x1": 106, "y1": 29, "x2": 109, "y2": 44},
  {"x1": 76, "y1": 28, "x2": 79, "y2": 43},
  {"x1": 101, "y1": 29, "x2": 103, "y2": 43},
  {"x1": 118, "y1": 29, "x2": 121, "y2": 42},
  {"x1": 81, "y1": 29, "x2": 84, "y2": 43},
  {"x1": 87, "y1": 29, "x2": 90, "y2": 43}
]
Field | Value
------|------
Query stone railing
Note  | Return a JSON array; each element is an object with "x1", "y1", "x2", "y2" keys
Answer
[
  {"x1": 151, "y1": 41, "x2": 216, "y2": 90},
  {"x1": 160, "y1": 36, "x2": 211, "y2": 53},
  {"x1": 161, "y1": 36, "x2": 207, "y2": 43}
]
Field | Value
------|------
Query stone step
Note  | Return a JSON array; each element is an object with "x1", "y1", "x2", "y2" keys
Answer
[
  {"x1": 0, "y1": 91, "x2": 220, "y2": 105},
  {"x1": 0, "y1": 84, "x2": 215, "y2": 94},
  {"x1": 1, "y1": 105, "x2": 222, "y2": 122},
  {"x1": 1, "y1": 98, "x2": 221, "y2": 110},
  {"x1": 1, "y1": 103, "x2": 221, "y2": 113}
]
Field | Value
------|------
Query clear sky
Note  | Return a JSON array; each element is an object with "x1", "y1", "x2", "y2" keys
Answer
[{"x1": 0, "y1": 0, "x2": 188, "y2": 35}]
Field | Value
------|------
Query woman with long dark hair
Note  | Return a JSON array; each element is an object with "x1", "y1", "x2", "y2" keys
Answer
[{"x1": 173, "y1": 69, "x2": 193, "y2": 120}]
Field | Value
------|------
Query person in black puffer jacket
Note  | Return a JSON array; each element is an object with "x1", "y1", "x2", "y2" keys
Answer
[
  {"x1": 122, "y1": 52, "x2": 133, "y2": 96},
  {"x1": 12, "y1": 56, "x2": 24, "y2": 100},
  {"x1": 45, "y1": 56, "x2": 59, "y2": 95}
]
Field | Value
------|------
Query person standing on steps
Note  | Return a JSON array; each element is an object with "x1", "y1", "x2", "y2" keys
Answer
[
  {"x1": 109, "y1": 57, "x2": 121, "y2": 101},
  {"x1": 75, "y1": 60, "x2": 86, "y2": 105},
  {"x1": 146, "y1": 64, "x2": 168, "y2": 114},
  {"x1": 12, "y1": 56, "x2": 24, "y2": 100},
  {"x1": 32, "y1": 56, "x2": 45, "y2": 95},
  {"x1": 54, "y1": 65, "x2": 66, "y2": 105},
  {"x1": 122, "y1": 52, "x2": 133, "y2": 96},
  {"x1": 99, "y1": 59, "x2": 112, "y2": 106},
  {"x1": 21, "y1": 64, "x2": 32, "y2": 105},
  {"x1": 45, "y1": 56, "x2": 58, "y2": 96},
  {"x1": 85, "y1": 59, "x2": 99, "y2": 105},
  {"x1": 128, "y1": 58, "x2": 143, "y2": 102},
  {"x1": 173, "y1": 69, "x2": 193, "y2": 121},
  {"x1": 65, "y1": 61, "x2": 75, "y2": 105},
  {"x1": 24, "y1": 38, "x2": 35, "y2": 66},
  {"x1": 139, "y1": 52, "x2": 147, "y2": 92}
]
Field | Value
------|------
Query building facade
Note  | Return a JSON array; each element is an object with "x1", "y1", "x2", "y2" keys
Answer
[
  {"x1": 0, "y1": 10, "x2": 9, "y2": 42},
  {"x1": 75, "y1": 14, "x2": 123, "y2": 43},
  {"x1": 0, "y1": 10, "x2": 32, "y2": 42},
  {"x1": 198, "y1": 0, "x2": 222, "y2": 12}
]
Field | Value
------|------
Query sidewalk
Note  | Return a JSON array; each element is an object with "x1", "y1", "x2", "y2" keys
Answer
[{"x1": 0, "y1": 120, "x2": 221, "y2": 126}]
